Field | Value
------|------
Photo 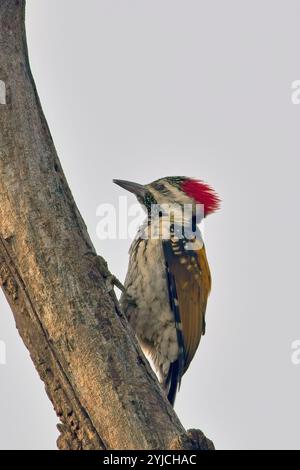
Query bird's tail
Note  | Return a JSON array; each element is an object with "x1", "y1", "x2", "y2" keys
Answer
[{"x1": 166, "y1": 360, "x2": 180, "y2": 406}]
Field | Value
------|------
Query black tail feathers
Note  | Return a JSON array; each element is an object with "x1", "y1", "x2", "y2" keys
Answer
[{"x1": 166, "y1": 360, "x2": 180, "y2": 406}]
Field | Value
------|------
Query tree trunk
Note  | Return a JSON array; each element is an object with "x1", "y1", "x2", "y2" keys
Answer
[{"x1": 0, "y1": 0, "x2": 213, "y2": 450}]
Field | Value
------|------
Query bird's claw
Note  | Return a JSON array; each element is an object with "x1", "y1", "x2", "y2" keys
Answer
[{"x1": 105, "y1": 274, "x2": 125, "y2": 293}]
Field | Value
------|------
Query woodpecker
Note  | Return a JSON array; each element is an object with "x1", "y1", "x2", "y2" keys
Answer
[{"x1": 113, "y1": 176, "x2": 220, "y2": 405}]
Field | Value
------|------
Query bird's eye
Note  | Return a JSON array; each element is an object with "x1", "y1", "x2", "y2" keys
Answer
[{"x1": 155, "y1": 183, "x2": 165, "y2": 191}]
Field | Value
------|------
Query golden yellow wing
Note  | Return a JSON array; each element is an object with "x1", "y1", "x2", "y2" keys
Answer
[{"x1": 164, "y1": 239, "x2": 211, "y2": 374}]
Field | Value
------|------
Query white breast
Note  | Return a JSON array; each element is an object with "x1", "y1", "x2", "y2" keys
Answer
[{"x1": 122, "y1": 235, "x2": 179, "y2": 381}]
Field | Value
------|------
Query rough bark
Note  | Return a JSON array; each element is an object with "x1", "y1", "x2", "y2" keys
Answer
[{"x1": 0, "y1": 0, "x2": 214, "y2": 450}]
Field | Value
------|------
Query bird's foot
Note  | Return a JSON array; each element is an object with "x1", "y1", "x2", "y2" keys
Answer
[{"x1": 105, "y1": 274, "x2": 125, "y2": 293}]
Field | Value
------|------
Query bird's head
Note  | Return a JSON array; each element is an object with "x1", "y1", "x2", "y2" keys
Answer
[{"x1": 113, "y1": 176, "x2": 220, "y2": 217}]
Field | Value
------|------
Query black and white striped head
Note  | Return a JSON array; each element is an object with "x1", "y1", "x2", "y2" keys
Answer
[{"x1": 113, "y1": 176, "x2": 220, "y2": 217}]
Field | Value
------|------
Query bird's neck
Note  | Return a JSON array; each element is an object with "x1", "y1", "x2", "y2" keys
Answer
[{"x1": 143, "y1": 211, "x2": 202, "y2": 244}]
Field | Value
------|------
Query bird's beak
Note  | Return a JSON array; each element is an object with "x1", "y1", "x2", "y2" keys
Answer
[{"x1": 113, "y1": 179, "x2": 146, "y2": 198}]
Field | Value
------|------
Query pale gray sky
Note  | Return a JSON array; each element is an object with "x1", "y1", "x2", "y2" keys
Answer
[{"x1": 0, "y1": 0, "x2": 300, "y2": 449}]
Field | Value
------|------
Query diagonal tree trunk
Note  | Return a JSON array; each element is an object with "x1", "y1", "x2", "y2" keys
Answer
[{"x1": 0, "y1": 0, "x2": 214, "y2": 450}]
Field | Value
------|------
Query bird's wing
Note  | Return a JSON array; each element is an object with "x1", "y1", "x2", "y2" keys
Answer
[{"x1": 163, "y1": 231, "x2": 211, "y2": 376}]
